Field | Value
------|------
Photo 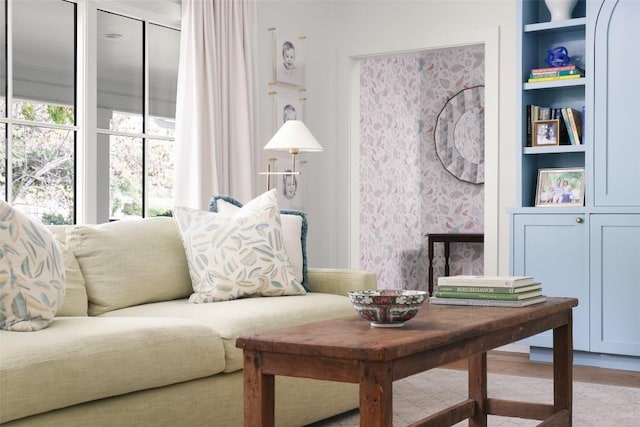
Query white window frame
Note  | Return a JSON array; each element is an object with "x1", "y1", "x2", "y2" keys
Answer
[{"x1": 75, "y1": 0, "x2": 179, "y2": 223}]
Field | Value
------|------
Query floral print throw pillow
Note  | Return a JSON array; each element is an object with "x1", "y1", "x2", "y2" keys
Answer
[
  {"x1": 173, "y1": 189, "x2": 305, "y2": 303},
  {"x1": 0, "y1": 201, "x2": 65, "y2": 331}
]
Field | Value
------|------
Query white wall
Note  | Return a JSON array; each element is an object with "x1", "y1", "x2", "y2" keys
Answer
[{"x1": 256, "y1": 0, "x2": 517, "y2": 274}]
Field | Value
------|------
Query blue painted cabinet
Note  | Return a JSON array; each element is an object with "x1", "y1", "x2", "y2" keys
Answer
[
  {"x1": 511, "y1": 213, "x2": 589, "y2": 351},
  {"x1": 589, "y1": 215, "x2": 640, "y2": 357},
  {"x1": 513, "y1": 1, "x2": 640, "y2": 370},
  {"x1": 592, "y1": 0, "x2": 640, "y2": 206}
]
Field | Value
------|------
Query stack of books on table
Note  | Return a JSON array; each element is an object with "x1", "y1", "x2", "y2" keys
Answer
[
  {"x1": 527, "y1": 65, "x2": 585, "y2": 83},
  {"x1": 429, "y1": 275, "x2": 547, "y2": 307}
]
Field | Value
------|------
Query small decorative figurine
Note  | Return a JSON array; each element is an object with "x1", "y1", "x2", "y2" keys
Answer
[{"x1": 545, "y1": 46, "x2": 571, "y2": 67}]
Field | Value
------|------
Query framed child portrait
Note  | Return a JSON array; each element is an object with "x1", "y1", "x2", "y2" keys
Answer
[
  {"x1": 533, "y1": 119, "x2": 560, "y2": 147},
  {"x1": 275, "y1": 96, "x2": 304, "y2": 129},
  {"x1": 273, "y1": 33, "x2": 306, "y2": 87},
  {"x1": 535, "y1": 168, "x2": 585, "y2": 207}
]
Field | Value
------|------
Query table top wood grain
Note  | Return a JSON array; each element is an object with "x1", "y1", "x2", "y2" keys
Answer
[{"x1": 236, "y1": 297, "x2": 578, "y2": 362}]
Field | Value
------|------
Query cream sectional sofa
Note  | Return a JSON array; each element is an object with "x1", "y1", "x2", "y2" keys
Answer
[{"x1": 0, "y1": 214, "x2": 376, "y2": 426}]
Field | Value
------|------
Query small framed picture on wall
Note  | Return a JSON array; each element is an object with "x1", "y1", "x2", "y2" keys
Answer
[
  {"x1": 273, "y1": 33, "x2": 306, "y2": 87},
  {"x1": 535, "y1": 167, "x2": 585, "y2": 207},
  {"x1": 275, "y1": 95, "x2": 304, "y2": 129}
]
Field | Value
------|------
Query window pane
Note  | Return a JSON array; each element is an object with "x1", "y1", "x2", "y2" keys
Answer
[
  {"x1": 147, "y1": 139, "x2": 174, "y2": 217},
  {"x1": 97, "y1": 11, "x2": 143, "y2": 133},
  {"x1": 12, "y1": 0, "x2": 75, "y2": 124},
  {"x1": 0, "y1": 0, "x2": 6, "y2": 118},
  {"x1": 149, "y1": 24, "x2": 179, "y2": 138},
  {"x1": 11, "y1": 125, "x2": 74, "y2": 224},
  {"x1": 110, "y1": 136, "x2": 142, "y2": 219}
]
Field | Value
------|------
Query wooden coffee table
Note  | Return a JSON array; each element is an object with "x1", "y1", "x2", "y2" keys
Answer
[{"x1": 236, "y1": 297, "x2": 577, "y2": 427}]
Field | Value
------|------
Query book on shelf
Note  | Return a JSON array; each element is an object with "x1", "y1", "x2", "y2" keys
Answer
[
  {"x1": 530, "y1": 65, "x2": 585, "y2": 74},
  {"x1": 434, "y1": 289, "x2": 543, "y2": 301},
  {"x1": 429, "y1": 295, "x2": 547, "y2": 308},
  {"x1": 437, "y1": 275, "x2": 536, "y2": 287},
  {"x1": 435, "y1": 283, "x2": 542, "y2": 294},
  {"x1": 566, "y1": 107, "x2": 582, "y2": 145},
  {"x1": 527, "y1": 74, "x2": 582, "y2": 83},
  {"x1": 552, "y1": 107, "x2": 570, "y2": 145},
  {"x1": 538, "y1": 106, "x2": 551, "y2": 120},
  {"x1": 560, "y1": 108, "x2": 576, "y2": 145},
  {"x1": 529, "y1": 69, "x2": 584, "y2": 79}
]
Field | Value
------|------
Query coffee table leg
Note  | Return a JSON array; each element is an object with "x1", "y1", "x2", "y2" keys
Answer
[
  {"x1": 468, "y1": 352, "x2": 488, "y2": 427},
  {"x1": 553, "y1": 313, "x2": 573, "y2": 423},
  {"x1": 359, "y1": 361, "x2": 393, "y2": 427},
  {"x1": 243, "y1": 350, "x2": 275, "y2": 427}
]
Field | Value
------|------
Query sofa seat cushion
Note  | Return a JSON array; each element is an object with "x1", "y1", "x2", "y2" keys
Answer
[
  {"x1": 0, "y1": 316, "x2": 225, "y2": 424},
  {"x1": 101, "y1": 292, "x2": 356, "y2": 373}
]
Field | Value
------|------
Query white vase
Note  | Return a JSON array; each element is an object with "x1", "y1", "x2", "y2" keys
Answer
[{"x1": 545, "y1": 0, "x2": 578, "y2": 22}]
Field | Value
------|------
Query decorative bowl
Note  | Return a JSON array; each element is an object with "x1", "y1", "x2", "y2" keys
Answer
[{"x1": 348, "y1": 289, "x2": 428, "y2": 328}]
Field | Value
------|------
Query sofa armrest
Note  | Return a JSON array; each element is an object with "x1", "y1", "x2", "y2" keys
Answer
[{"x1": 307, "y1": 268, "x2": 377, "y2": 296}]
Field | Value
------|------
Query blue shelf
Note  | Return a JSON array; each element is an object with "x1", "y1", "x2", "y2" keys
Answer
[
  {"x1": 524, "y1": 17, "x2": 586, "y2": 33},
  {"x1": 524, "y1": 145, "x2": 586, "y2": 155},
  {"x1": 524, "y1": 78, "x2": 585, "y2": 90}
]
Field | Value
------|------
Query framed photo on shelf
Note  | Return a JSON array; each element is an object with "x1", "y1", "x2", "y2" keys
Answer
[
  {"x1": 535, "y1": 168, "x2": 585, "y2": 207},
  {"x1": 533, "y1": 119, "x2": 560, "y2": 147}
]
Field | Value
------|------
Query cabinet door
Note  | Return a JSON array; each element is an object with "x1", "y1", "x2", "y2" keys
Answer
[
  {"x1": 593, "y1": 0, "x2": 640, "y2": 206},
  {"x1": 512, "y1": 213, "x2": 589, "y2": 350},
  {"x1": 590, "y1": 215, "x2": 640, "y2": 356}
]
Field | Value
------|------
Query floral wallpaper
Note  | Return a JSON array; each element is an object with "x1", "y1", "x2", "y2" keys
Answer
[{"x1": 359, "y1": 45, "x2": 485, "y2": 291}]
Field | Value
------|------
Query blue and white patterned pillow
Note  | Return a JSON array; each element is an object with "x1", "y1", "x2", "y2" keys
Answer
[
  {"x1": 0, "y1": 201, "x2": 65, "y2": 331},
  {"x1": 209, "y1": 194, "x2": 309, "y2": 291},
  {"x1": 173, "y1": 189, "x2": 306, "y2": 303}
]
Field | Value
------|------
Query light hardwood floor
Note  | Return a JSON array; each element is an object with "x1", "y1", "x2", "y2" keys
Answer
[{"x1": 440, "y1": 350, "x2": 640, "y2": 388}]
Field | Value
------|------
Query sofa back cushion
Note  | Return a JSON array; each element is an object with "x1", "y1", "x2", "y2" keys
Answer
[
  {"x1": 67, "y1": 217, "x2": 192, "y2": 315},
  {"x1": 48, "y1": 225, "x2": 89, "y2": 316},
  {"x1": 0, "y1": 201, "x2": 65, "y2": 331}
]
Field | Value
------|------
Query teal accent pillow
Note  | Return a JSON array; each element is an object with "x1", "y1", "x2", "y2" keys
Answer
[
  {"x1": 209, "y1": 194, "x2": 310, "y2": 291},
  {"x1": 0, "y1": 201, "x2": 65, "y2": 331},
  {"x1": 174, "y1": 190, "x2": 306, "y2": 303}
]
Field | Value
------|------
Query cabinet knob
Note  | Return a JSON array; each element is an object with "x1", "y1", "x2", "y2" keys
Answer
[{"x1": 576, "y1": 217, "x2": 583, "y2": 223}]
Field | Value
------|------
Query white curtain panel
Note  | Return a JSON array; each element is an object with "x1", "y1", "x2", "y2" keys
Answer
[{"x1": 174, "y1": 0, "x2": 256, "y2": 209}]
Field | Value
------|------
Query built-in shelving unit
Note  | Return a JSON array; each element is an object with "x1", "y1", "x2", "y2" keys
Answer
[{"x1": 511, "y1": 0, "x2": 640, "y2": 372}]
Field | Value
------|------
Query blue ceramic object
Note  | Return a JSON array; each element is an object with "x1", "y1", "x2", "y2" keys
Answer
[{"x1": 545, "y1": 46, "x2": 571, "y2": 67}]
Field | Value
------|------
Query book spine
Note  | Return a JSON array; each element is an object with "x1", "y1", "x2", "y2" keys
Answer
[
  {"x1": 526, "y1": 105, "x2": 532, "y2": 147},
  {"x1": 531, "y1": 65, "x2": 582, "y2": 73},
  {"x1": 553, "y1": 108, "x2": 570, "y2": 145},
  {"x1": 561, "y1": 108, "x2": 576, "y2": 145},
  {"x1": 529, "y1": 70, "x2": 583, "y2": 78},
  {"x1": 567, "y1": 108, "x2": 582, "y2": 145},
  {"x1": 538, "y1": 107, "x2": 551, "y2": 120},
  {"x1": 436, "y1": 279, "x2": 530, "y2": 287},
  {"x1": 436, "y1": 285, "x2": 514, "y2": 294},
  {"x1": 430, "y1": 296, "x2": 547, "y2": 307},
  {"x1": 528, "y1": 74, "x2": 582, "y2": 83},
  {"x1": 434, "y1": 291, "x2": 539, "y2": 301}
]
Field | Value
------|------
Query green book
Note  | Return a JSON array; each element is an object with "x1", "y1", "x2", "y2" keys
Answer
[
  {"x1": 430, "y1": 295, "x2": 547, "y2": 307},
  {"x1": 435, "y1": 283, "x2": 542, "y2": 294},
  {"x1": 433, "y1": 290, "x2": 543, "y2": 301}
]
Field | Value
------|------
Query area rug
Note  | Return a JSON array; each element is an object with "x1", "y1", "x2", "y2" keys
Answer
[{"x1": 310, "y1": 368, "x2": 640, "y2": 426}]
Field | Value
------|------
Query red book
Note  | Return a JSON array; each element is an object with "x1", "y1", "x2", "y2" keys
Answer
[{"x1": 531, "y1": 65, "x2": 583, "y2": 74}]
